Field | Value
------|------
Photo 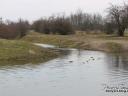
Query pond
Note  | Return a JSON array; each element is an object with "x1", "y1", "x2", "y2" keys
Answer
[{"x1": 0, "y1": 46, "x2": 128, "y2": 96}]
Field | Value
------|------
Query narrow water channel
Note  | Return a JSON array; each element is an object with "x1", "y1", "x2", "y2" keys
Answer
[{"x1": 0, "y1": 44, "x2": 128, "y2": 96}]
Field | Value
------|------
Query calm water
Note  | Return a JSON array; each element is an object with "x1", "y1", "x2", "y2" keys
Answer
[{"x1": 0, "y1": 49, "x2": 128, "y2": 96}]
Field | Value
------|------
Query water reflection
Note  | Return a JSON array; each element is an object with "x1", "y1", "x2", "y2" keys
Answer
[
  {"x1": 0, "y1": 50, "x2": 128, "y2": 96},
  {"x1": 0, "y1": 59, "x2": 44, "y2": 70},
  {"x1": 105, "y1": 53, "x2": 128, "y2": 70}
]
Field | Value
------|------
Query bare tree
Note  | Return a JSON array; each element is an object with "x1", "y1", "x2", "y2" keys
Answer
[
  {"x1": 32, "y1": 15, "x2": 74, "y2": 35},
  {"x1": 107, "y1": 4, "x2": 128, "y2": 36},
  {"x1": 69, "y1": 9, "x2": 104, "y2": 32}
]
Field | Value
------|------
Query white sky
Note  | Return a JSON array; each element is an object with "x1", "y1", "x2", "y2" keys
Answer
[{"x1": 0, "y1": 0, "x2": 126, "y2": 21}]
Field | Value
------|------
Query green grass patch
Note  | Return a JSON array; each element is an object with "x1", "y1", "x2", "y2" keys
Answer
[{"x1": 0, "y1": 39, "x2": 60, "y2": 64}]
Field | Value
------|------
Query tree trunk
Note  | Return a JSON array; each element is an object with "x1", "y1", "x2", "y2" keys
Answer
[{"x1": 118, "y1": 27, "x2": 125, "y2": 37}]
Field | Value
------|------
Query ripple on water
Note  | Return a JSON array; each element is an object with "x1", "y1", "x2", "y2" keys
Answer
[{"x1": 0, "y1": 49, "x2": 128, "y2": 96}]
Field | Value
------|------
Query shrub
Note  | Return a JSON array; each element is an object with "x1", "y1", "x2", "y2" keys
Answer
[
  {"x1": 0, "y1": 19, "x2": 29, "y2": 39},
  {"x1": 32, "y1": 16, "x2": 74, "y2": 35}
]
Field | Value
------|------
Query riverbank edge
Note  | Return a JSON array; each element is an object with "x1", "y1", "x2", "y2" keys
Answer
[
  {"x1": 22, "y1": 32, "x2": 128, "y2": 54},
  {"x1": 0, "y1": 39, "x2": 62, "y2": 64}
]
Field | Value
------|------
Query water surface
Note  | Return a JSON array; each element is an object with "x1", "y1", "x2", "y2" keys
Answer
[{"x1": 0, "y1": 49, "x2": 128, "y2": 96}]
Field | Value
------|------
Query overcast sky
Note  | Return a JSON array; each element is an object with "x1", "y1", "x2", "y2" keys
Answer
[{"x1": 0, "y1": 0, "x2": 126, "y2": 21}]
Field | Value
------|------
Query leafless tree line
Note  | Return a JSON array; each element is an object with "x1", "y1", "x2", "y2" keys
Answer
[
  {"x1": 0, "y1": 18, "x2": 29, "y2": 39},
  {"x1": 31, "y1": 15, "x2": 74, "y2": 35},
  {"x1": 0, "y1": 2, "x2": 128, "y2": 39},
  {"x1": 32, "y1": 10, "x2": 104, "y2": 35},
  {"x1": 69, "y1": 9, "x2": 104, "y2": 31},
  {"x1": 32, "y1": 2, "x2": 128, "y2": 37}
]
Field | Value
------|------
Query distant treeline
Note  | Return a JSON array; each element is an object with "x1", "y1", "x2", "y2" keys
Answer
[
  {"x1": 0, "y1": 2, "x2": 128, "y2": 39},
  {"x1": 31, "y1": 11, "x2": 104, "y2": 35},
  {"x1": 0, "y1": 19, "x2": 29, "y2": 39},
  {"x1": 31, "y1": 16, "x2": 74, "y2": 35}
]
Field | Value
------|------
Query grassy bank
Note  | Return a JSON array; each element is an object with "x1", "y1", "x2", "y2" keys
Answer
[
  {"x1": 22, "y1": 32, "x2": 128, "y2": 53},
  {"x1": 22, "y1": 32, "x2": 77, "y2": 48},
  {"x1": 0, "y1": 39, "x2": 61, "y2": 64}
]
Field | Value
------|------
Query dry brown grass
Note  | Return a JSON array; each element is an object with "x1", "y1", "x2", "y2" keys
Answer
[{"x1": 22, "y1": 31, "x2": 128, "y2": 53}]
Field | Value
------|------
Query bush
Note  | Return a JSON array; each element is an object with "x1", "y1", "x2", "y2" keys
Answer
[
  {"x1": 32, "y1": 16, "x2": 74, "y2": 35},
  {"x1": 0, "y1": 19, "x2": 29, "y2": 39}
]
